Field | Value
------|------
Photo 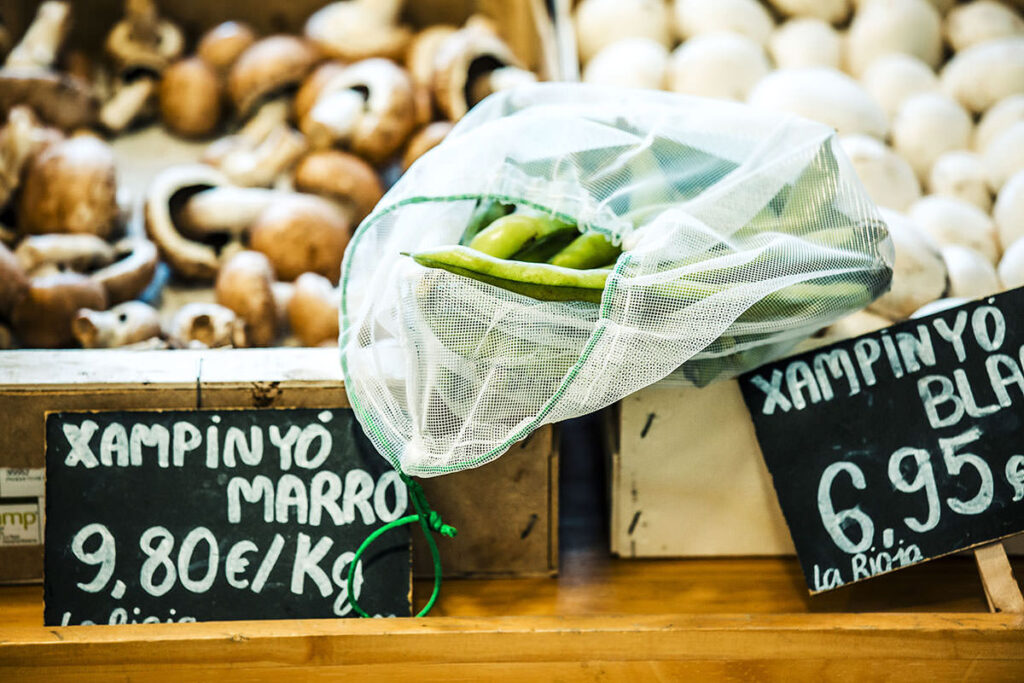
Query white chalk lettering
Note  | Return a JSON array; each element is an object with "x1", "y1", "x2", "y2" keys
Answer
[
  {"x1": 291, "y1": 533, "x2": 333, "y2": 597},
  {"x1": 918, "y1": 375, "x2": 965, "y2": 429},
  {"x1": 786, "y1": 360, "x2": 821, "y2": 410},
  {"x1": 933, "y1": 310, "x2": 968, "y2": 362},
  {"x1": 63, "y1": 420, "x2": 99, "y2": 468},
  {"x1": 270, "y1": 425, "x2": 300, "y2": 471}
]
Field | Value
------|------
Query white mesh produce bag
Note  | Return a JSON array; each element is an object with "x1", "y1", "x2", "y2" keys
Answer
[{"x1": 340, "y1": 84, "x2": 892, "y2": 477}]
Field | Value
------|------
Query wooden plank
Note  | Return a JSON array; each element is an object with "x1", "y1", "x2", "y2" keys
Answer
[
  {"x1": 1, "y1": 612, "x2": 1021, "y2": 680},
  {"x1": 976, "y1": 543, "x2": 1024, "y2": 613}
]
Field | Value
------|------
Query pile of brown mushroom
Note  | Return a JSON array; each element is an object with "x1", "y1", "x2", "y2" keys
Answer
[{"x1": 0, "y1": 0, "x2": 539, "y2": 351}]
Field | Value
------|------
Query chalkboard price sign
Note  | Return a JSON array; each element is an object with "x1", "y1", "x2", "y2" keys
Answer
[
  {"x1": 44, "y1": 407, "x2": 411, "y2": 625},
  {"x1": 740, "y1": 289, "x2": 1024, "y2": 593}
]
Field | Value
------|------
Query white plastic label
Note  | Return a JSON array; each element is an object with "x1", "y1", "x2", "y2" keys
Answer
[
  {"x1": 0, "y1": 468, "x2": 45, "y2": 498},
  {"x1": 0, "y1": 501, "x2": 42, "y2": 546}
]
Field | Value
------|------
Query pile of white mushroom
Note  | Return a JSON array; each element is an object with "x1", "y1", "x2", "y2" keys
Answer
[
  {"x1": 577, "y1": 0, "x2": 1024, "y2": 337},
  {"x1": 0, "y1": 0, "x2": 539, "y2": 350}
]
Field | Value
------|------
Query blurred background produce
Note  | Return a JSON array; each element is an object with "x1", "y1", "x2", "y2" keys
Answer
[
  {"x1": 0, "y1": 0, "x2": 547, "y2": 350},
  {"x1": 575, "y1": 0, "x2": 1024, "y2": 343}
]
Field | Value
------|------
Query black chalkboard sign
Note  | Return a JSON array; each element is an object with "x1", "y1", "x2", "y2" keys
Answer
[
  {"x1": 740, "y1": 289, "x2": 1024, "y2": 593},
  {"x1": 44, "y1": 407, "x2": 411, "y2": 625}
]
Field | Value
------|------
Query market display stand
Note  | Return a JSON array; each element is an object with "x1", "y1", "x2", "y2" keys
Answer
[{"x1": 2, "y1": 552, "x2": 1023, "y2": 680}]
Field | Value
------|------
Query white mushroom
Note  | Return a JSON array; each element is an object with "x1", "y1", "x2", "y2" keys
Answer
[
  {"x1": 891, "y1": 93, "x2": 973, "y2": 181},
  {"x1": 746, "y1": 67, "x2": 888, "y2": 138},
  {"x1": 908, "y1": 194, "x2": 1001, "y2": 264},
  {"x1": 859, "y1": 53, "x2": 939, "y2": 119},
  {"x1": 766, "y1": 0, "x2": 849, "y2": 25},
  {"x1": 673, "y1": 0, "x2": 774, "y2": 46},
  {"x1": 768, "y1": 18, "x2": 842, "y2": 70},
  {"x1": 844, "y1": 0, "x2": 943, "y2": 76},
  {"x1": 667, "y1": 33, "x2": 770, "y2": 101},
  {"x1": 944, "y1": 1, "x2": 1024, "y2": 53},
  {"x1": 940, "y1": 37, "x2": 1024, "y2": 113},
  {"x1": 941, "y1": 245, "x2": 1002, "y2": 299},
  {"x1": 574, "y1": 0, "x2": 672, "y2": 64},
  {"x1": 994, "y1": 169, "x2": 1024, "y2": 250},
  {"x1": 998, "y1": 237, "x2": 1024, "y2": 288},
  {"x1": 927, "y1": 150, "x2": 992, "y2": 212},
  {"x1": 582, "y1": 38, "x2": 669, "y2": 90},
  {"x1": 823, "y1": 309, "x2": 892, "y2": 341},
  {"x1": 839, "y1": 134, "x2": 921, "y2": 210},
  {"x1": 868, "y1": 208, "x2": 948, "y2": 321},
  {"x1": 980, "y1": 121, "x2": 1024, "y2": 192},
  {"x1": 910, "y1": 297, "x2": 971, "y2": 319},
  {"x1": 974, "y1": 94, "x2": 1024, "y2": 152}
]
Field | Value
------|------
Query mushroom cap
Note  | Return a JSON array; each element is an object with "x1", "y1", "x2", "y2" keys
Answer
[
  {"x1": 215, "y1": 250, "x2": 278, "y2": 347},
  {"x1": 18, "y1": 135, "x2": 118, "y2": 238},
  {"x1": 228, "y1": 35, "x2": 318, "y2": 117},
  {"x1": 304, "y1": 1, "x2": 413, "y2": 62},
  {"x1": 144, "y1": 163, "x2": 231, "y2": 280},
  {"x1": 293, "y1": 61, "x2": 347, "y2": 124},
  {"x1": 867, "y1": 208, "x2": 948, "y2": 321},
  {"x1": 72, "y1": 300, "x2": 161, "y2": 349},
  {"x1": 0, "y1": 240, "x2": 29, "y2": 317},
  {"x1": 406, "y1": 25, "x2": 458, "y2": 88},
  {"x1": 105, "y1": 14, "x2": 184, "y2": 72},
  {"x1": 11, "y1": 271, "x2": 107, "y2": 348},
  {"x1": 248, "y1": 193, "x2": 350, "y2": 283},
  {"x1": 293, "y1": 149, "x2": 383, "y2": 223},
  {"x1": 401, "y1": 121, "x2": 453, "y2": 170},
  {"x1": 160, "y1": 57, "x2": 222, "y2": 138},
  {"x1": 197, "y1": 21, "x2": 257, "y2": 72},
  {"x1": 167, "y1": 301, "x2": 245, "y2": 348},
  {"x1": 14, "y1": 233, "x2": 115, "y2": 275},
  {"x1": 0, "y1": 68, "x2": 97, "y2": 131},
  {"x1": 288, "y1": 271, "x2": 339, "y2": 347},
  {"x1": 433, "y1": 27, "x2": 521, "y2": 121},
  {"x1": 306, "y1": 58, "x2": 416, "y2": 164},
  {"x1": 91, "y1": 238, "x2": 158, "y2": 305}
]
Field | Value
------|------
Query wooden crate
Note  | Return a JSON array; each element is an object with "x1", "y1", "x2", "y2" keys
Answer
[
  {"x1": 0, "y1": 349, "x2": 559, "y2": 583},
  {"x1": 0, "y1": 0, "x2": 562, "y2": 582},
  {"x1": 608, "y1": 378, "x2": 1024, "y2": 558}
]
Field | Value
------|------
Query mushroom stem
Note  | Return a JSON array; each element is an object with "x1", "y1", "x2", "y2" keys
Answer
[
  {"x1": 4, "y1": 1, "x2": 69, "y2": 69},
  {"x1": 219, "y1": 125, "x2": 306, "y2": 187},
  {"x1": 180, "y1": 186, "x2": 280, "y2": 234},
  {"x1": 99, "y1": 77, "x2": 156, "y2": 132},
  {"x1": 239, "y1": 99, "x2": 290, "y2": 142},
  {"x1": 125, "y1": 0, "x2": 161, "y2": 46},
  {"x1": 469, "y1": 66, "x2": 537, "y2": 107}
]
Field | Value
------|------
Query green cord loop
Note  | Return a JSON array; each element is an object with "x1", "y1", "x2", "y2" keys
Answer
[{"x1": 346, "y1": 472, "x2": 456, "y2": 618}]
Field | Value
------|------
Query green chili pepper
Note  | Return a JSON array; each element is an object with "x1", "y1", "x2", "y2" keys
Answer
[
  {"x1": 468, "y1": 214, "x2": 578, "y2": 259},
  {"x1": 548, "y1": 231, "x2": 622, "y2": 269},
  {"x1": 459, "y1": 199, "x2": 513, "y2": 246},
  {"x1": 410, "y1": 246, "x2": 609, "y2": 303}
]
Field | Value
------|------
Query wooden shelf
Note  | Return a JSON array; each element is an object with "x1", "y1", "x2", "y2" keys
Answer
[{"x1": 3, "y1": 550, "x2": 1023, "y2": 680}]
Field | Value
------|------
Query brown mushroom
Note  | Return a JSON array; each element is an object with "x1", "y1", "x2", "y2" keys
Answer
[
  {"x1": 406, "y1": 25, "x2": 458, "y2": 90},
  {"x1": 14, "y1": 233, "x2": 115, "y2": 274},
  {"x1": 72, "y1": 300, "x2": 161, "y2": 348},
  {"x1": 304, "y1": 0, "x2": 412, "y2": 62},
  {"x1": 91, "y1": 238, "x2": 158, "y2": 304},
  {"x1": 301, "y1": 58, "x2": 416, "y2": 164},
  {"x1": 159, "y1": 57, "x2": 222, "y2": 138},
  {"x1": 0, "y1": 240, "x2": 29, "y2": 317},
  {"x1": 0, "y1": 322, "x2": 14, "y2": 349},
  {"x1": 433, "y1": 27, "x2": 530, "y2": 121},
  {"x1": 167, "y1": 301, "x2": 245, "y2": 348},
  {"x1": 227, "y1": 35, "x2": 317, "y2": 118},
  {"x1": 203, "y1": 99, "x2": 307, "y2": 187},
  {"x1": 11, "y1": 271, "x2": 107, "y2": 347},
  {"x1": 402, "y1": 121, "x2": 453, "y2": 170},
  {"x1": 18, "y1": 135, "x2": 118, "y2": 237},
  {"x1": 293, "y1": 150, "x2": 383, "y2": 223},
  {"x1": 248, "y1": 193, "x2": 350, "y2": 283},
  {"x1": 144, "y1": 163, "x2": 238, "y2": 280},
  {"x1": 197, "y1": 21, "x2": 256, "y2": 73},
  {"x1": 288, "y1": 271, "x2": 339, "y2": 347},
  {"x1": 0, "y1": 3, "x2": 96, "y2": 131},
  {"x1": 215, "y1": 250, "x2": 278, "y2": 347},
  {"x1": 0, "y1": 105, "x2": 63, "y2": 210},
  {"x1": 100, "y1": 0, "x2": 184, "y2": 133},
  {"x1": 293, "y1": 61, "x2": 347, "y2": 125}
]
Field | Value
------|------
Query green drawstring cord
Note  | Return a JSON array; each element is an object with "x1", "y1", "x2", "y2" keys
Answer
[{"x1": 346, "y1": 472, "x2": 457, "y2": 618}]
